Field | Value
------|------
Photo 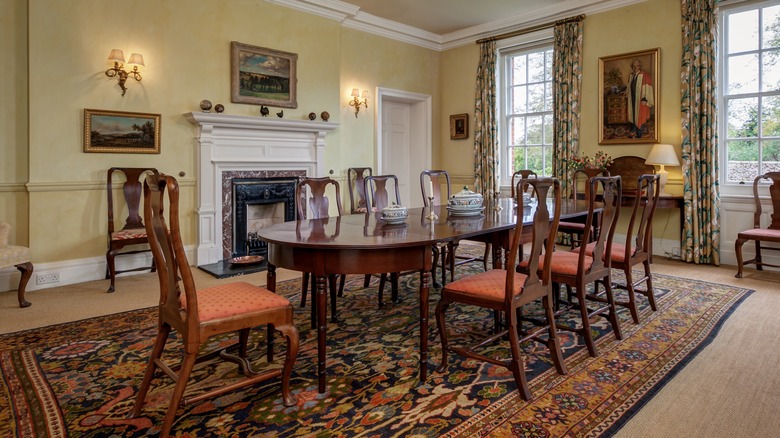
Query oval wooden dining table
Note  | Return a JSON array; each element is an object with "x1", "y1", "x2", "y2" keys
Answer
[{"x1": 258, "y1": 197, "x2": 593, "y2": 393}]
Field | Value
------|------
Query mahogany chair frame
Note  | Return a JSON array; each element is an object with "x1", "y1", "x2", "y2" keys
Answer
[
  {"x1": 105, "y1": 167, "x2": 157, "y2": 293},
  {"x1": 296, "y1": 177, "x2": 346, "y2": 326},
  {"x1": 526, "y1": 175, "x2": 622, "y2": 358},
  {"x1": 558, "y1": 167, "x2": 610, "y2": 248},
  {"x1": 364, "y1": 174, "x2": 404, "y2": 305},
  {"x1": 347, "y1": 167, "x2": 373, "y2": 214},
  {"x1": 435, "y1": 177, "x2": 567, "y2": 400},
  {"x1": 421, "y1": 170, "x2": 489, "y2": 287},
  {"x1": 510, "y1": 169, "x2": 538, "y2": 200},
  {"x1": 0, "y1": 222, "x2": 34, "y2": 308},
  {"x1": 131, "y1": 173, "x2": 298, "y2": 438},
  {"x1": 735, "y1": 172, "x2": 780, "y2": 278},
  {"x1": 588, "y1": 174, "x2": 661, "y2": 323}
]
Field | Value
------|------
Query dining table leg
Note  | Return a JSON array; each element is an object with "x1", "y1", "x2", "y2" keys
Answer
[
  {"x1": 419, "y1": 269, "x2": 430, "y2": 381},
  {"x1": 316, "y1": 273, "x2": 328, "y2": 393}
]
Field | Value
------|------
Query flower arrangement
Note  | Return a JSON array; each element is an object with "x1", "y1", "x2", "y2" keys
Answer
[{"x1": 570, "y1": 150, "x2": 614, "y2": 170}]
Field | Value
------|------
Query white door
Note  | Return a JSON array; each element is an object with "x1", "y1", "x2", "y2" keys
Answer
[{"x1": 378, "y1": 89, "x2": 431, "y2": 208}]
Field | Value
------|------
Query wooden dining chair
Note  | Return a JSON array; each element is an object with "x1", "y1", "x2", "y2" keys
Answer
[
  {"x1": 520, "y1": 175, "x2": 622, "y2": 358},
  {"x1": 735, "y1": 172, "x2": 780, "y2": 278},
  {"x1": 364, "y1": 174, "x2": 405, "y2": 305},
  {"x1": 347, "y1": 167, "x2": 373, "y2": 214},
  {"x1": 131, "y1": 173, "x2": 299, "y2": 438},
  {"x1": 421, "y1": 170, "x2": 488, "y2": 287},
  {"x1": 586, "y1": 173, "x2": 660, "y2": 323},
  {"x1": 510, "y1": 169, "x2": 538, "y2": 200},
  {"x1": 435, "y1": 177, "x2": 567, "y2": 400},
  {"x1": 558, "y1": 167, "x2": 610, "y2": 248},
  {"x1": 296, "y1": 177, "x2": 346, "y2": 326},
  {"x1": 105, "y1": 167, "x2": 157, "y2": 293},
  {"x1": 0, "y1": 221, "x2": 34, "y2": 308}
]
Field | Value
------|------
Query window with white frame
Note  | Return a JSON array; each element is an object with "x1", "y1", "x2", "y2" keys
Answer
[
  {"x1": 499, "y1": 41, "x2": 554, "y2": 186},
  {"x1": 721, "y1": 0, "x2": 780, "y2": 184}
]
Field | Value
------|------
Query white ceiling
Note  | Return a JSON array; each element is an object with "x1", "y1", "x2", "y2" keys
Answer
[{"x1": 268, "y1": 0, "x2": 647, "y2": 50}]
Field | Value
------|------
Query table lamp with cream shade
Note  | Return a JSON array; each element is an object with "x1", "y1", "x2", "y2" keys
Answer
[{"x1": 645, "y1": 143, "x2": 680, "y2": 196}]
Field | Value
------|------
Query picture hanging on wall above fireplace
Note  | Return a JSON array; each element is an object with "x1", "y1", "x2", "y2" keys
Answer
[{"x1": 230, "y1": 41, "x2": 298, "y2": 109}]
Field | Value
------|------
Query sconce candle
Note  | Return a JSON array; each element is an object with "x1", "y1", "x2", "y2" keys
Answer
[
  {"x1": 349, "y1": 88, "x2": 368, "y2": 118},
  {"x1": 105, "y1": 49, "x2": 144, "y2": 96}
]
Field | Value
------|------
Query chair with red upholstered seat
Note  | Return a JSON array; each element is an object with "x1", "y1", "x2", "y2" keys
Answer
[
  {"x1": 105, "y1": 167, "x2": 157, "y2": 293},
  {"x1": 520, "y1": 175, "x2": 622, "y2": 358},
  {"x1": 421, "y1": 170, "x2": 489, "y2": 288},
  {"x1": 558, "y1": 167, "x2": 609, "y2": 248},
  {"x1": 296, "y1": 177, "x2": 346, "y2": 326},
  {"x1": 364, "y1": 174, "x2": 406, "y2": 305},
  {"x1": 586, "y1": 173, "x2": 660, "y2": 323},
  {"x1": 435, "y1": 177, "x2": 566, "y2": 400},
  {"x1": 130, "y1": 173, "x2": 298, "y2": 438},
  {"x1": 735, "y1": 172, "x2": 780, "y2": 278}
]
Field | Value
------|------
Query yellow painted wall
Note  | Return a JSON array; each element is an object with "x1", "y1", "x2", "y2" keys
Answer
[
  {"x1": 4, "y1": 0, "x2": 684, "y2": 277},
  {"x1": 0, "y1": 0, "x2": 29, "y2": 245}
]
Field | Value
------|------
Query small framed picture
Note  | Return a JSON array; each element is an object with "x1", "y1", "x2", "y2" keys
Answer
[
  {"x1": 84, "y1": 109, "x2": 161, "y2": 154},
  {"x1": 231, "y1": 41, "x2": 298, "y2": 108},
  {"x1": 598, "y1": 48, "x2": 660, "y2": 144},
  {"x1": 450, "y1": 113, "x2": 468, "y2": 140}
]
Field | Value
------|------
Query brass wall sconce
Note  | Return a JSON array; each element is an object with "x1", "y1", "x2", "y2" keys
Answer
[
  {"x1": 349, "y1": 88, "x2": 368, "y2": 118},
  {"x1": 105, "y1": 49, "x2": 144, "y2": 96}
]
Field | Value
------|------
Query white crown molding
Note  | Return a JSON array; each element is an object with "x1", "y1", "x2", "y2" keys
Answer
[{"x1": 268, "y1": 0, "x2": 648, "y2": 51}]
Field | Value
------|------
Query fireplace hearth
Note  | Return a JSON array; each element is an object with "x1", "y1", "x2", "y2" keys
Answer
[{"x1": 233, "y1": 177, "x2": 297, "y2": 258}]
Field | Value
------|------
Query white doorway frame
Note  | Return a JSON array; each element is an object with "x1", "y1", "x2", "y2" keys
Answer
[{"x1": 375, "y1": 87, "x2": 432, "y2": 185}]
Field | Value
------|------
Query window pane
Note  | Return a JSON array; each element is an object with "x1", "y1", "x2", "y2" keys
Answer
[
  {"x1": 762, "y1": 5, "x2": 780, "y2": 49},
  {"x1": 510, "y1": 55, "x2": 527, "y2": 86},
  {"x1": 526, "y1": 116, "x2": 543, "y2": 144},
  {"x1": 512, "y1": 85, "x2": 527, "y2": 113},
  {"x1": 526, "y1": 146, "x2": 544, "y2": 172},
  {"x1": 762, "y1": 49, "x2": 780, "y2": 91},
  {"x1": 510, "y1": 117, "x2": 526, "y2": 145},
  {"x1": 544, "y1": 50, "x2": 553, "y2": 80},
  {"x1": 729, "y1": 9, "x2": 759, "y2": 53},
  {"x1": 544, "y1": 82, "x2": 553, "y2": 111},
  {"x1": 726, "y1": 139, "x2": 759, "y2": 182},
  {"x1": 728, "y1": 54, "x2": 759, "y2": 93},
  {"x1": 727, "y1": 98, "x2": 759, "y2": 138},
  {"x1": 543, "y1": 145, "x2": 553, "y2": 176},
  {"x1": 527, "y1": 83, "x2": 546, "y2": 112},
  {"x1": 528, "y1": 52, "x2": 545, "y2": 82},
  {"x1": 761, "y1": 95, "x2": 780, "y2": 136},
  {"x1": 509, "y1": 147, "x2": 527, "y2": 171},
  {"x1": 543, "y1": 114, "x2": 553, "y2": 143},
  {"x1": 763, "y1": 139, "x2": 780, "y2": 163}
]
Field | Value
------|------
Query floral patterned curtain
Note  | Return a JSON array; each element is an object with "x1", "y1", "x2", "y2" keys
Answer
[
  {"x1": 552, "y1": 17, "x2": 584, "y2": 201},
  {"x1": 681, "y1": 0, "x2": 720, "y2": 265},
  {"x1": 474, "y1": 40, "x2": 498, "y2": 196}
]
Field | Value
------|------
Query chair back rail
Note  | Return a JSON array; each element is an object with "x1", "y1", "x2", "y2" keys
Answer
[
  {"x1": 296, "y1": 177, "x2": 343, "y2": 220},
  {"x1": 347, "y1": 167, "x2": 373, "y2": 213},
  {"x1": 364, "y1": 174, "x2": 401, "y2": 211},
  {"x1": 420, "y1": 170, "x2": 451, "y2": 206},
  {"x1": 579, "y1": 175, "x2": 621, "y2": 275},
  {"x1": 510, "y1": 169, "x2": 538, "y2": 200}
]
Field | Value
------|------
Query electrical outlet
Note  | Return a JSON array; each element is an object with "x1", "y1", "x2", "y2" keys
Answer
[{"x1": 36, "y1": 272, "x2": 60, "y2": 285}]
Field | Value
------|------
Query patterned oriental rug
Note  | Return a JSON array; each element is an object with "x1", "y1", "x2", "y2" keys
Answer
[{"x1": 0, "y1": 265, "x2": 752, "y2": 437}]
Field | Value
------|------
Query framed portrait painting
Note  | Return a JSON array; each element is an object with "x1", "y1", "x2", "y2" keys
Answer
[
  {"x1": 231, "y1": 41, "x2": 298, "y2": 108},
  {"x1": 450, "y1": 113, "x2": 468, "y2": 140},
  {"x1": 83, "y1": 109, "x2": 160, "y2": 154},
  {"x1": 598, "y1": 48, "x2": 660, "y2": 144}
]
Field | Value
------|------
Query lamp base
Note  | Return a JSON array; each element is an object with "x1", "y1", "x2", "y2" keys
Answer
[{"x1": 657, "y1": 169, "x2": 671, "y2": 197}]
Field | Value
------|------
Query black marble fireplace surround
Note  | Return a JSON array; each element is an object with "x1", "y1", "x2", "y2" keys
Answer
[{"x1": 233, "y1": 177, "x2": 297, "y2": 258}]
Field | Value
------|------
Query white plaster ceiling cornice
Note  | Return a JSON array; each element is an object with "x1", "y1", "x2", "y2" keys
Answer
[{"x1": 267, "y1": 0, "x2": 648, "y2": 51}]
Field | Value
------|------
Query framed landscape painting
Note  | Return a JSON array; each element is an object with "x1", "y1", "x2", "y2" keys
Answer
[
  {"x1": 598, "y1": 48, "x2": 660, "y2": 144},
  {"x1": 231, "y1": 41, "x2": 298, "y2": 108},
  {"x1": 83, "y1": 109, "x2": 160, "y2": 154}
]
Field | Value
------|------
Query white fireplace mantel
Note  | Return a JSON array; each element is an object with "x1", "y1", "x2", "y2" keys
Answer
[{"x1": 185, "y1": 112, "x2": 339, "y2": 265}]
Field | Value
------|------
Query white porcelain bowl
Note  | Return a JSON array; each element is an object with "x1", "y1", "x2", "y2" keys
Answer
[
  {"x1": 448, "y1": 186, "x2": 484, "y2": 207},
  {"x1": 381, "y1": 203, "x2": 408, "y2": 219}
]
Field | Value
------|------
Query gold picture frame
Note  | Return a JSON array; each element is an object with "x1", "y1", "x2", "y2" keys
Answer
[
  {"x1": 450, "y1": 113, "x2": 469, "y2": 140},
  {"x1": 598, "y1": 48, "x2": 660, "y2": 144},
  {"x1": 84, "y1": 109, "x2": 160, "y2": 154},
  {"x1": 231, "y1": 41, "x2": 298, "y2": 108}
]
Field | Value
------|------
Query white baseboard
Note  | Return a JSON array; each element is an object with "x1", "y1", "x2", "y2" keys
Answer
[{"x1": 0, "y1": 246, "x2": 196, "y2": 293}]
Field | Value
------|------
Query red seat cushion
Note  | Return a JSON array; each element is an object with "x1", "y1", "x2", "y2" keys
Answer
[
  {"x1": 180, "y1": 281, "x2": 291, "y2": 323},
  {"x1": 738, "y1": 228, "x2": 780, "y2": 242},
  {"x1": 111, "y1": 228, "x2": 147, "y2": 240},
  {"x1": 520, "y1": 250, "x2": 592, "y2": 277},
  {"x1": 584, "y1": 241, "x2": 628, "y2": 263},
  {"x1": 442, "y1": 269, "x2": 527, "y2": 303},
  {"x1": 558, "y1": 221, "x2": 587, "y2": 231}
]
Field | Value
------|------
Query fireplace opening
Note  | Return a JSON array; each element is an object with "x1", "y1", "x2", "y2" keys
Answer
[{"x1": 233, "y1": 177, "x2": 297, "y2": 258}]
